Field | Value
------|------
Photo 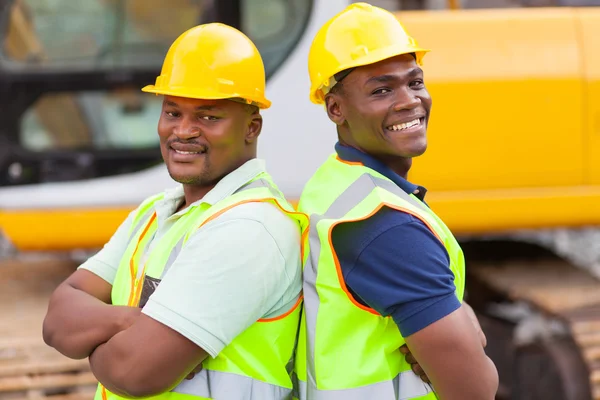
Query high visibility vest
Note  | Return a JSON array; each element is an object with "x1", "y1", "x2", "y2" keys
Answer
[
  {"x1": 94, "y1": 174, "x2": 309, "y2": 400},
  {"x1": 294, "y1": 155, "x2": 465, "y2": 400}
]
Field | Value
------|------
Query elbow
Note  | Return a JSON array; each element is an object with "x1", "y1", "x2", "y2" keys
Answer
[
  {"x1": 118, "y1": 374, "x2": 172, "y2": 398},
  {"x1": 42, "y1": 315, "x2": 56, "y2": 348},
  {"x1": 42, "y1": 316, "x2": 87, "y2": 360},
  {"x1": 99, "y1": 361, "x2": 173, "y2": 398},
  {"x1": 484, "y1": 356, "x2": 500, "y2": 399},
  {"x1": 465, "y1": 356, "x2": 498, "y2": 400},
  {"x1": 122, "y1": 381, "x2": 170, "y2": 399}
]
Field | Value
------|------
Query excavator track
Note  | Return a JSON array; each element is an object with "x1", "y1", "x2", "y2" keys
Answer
[{"x1": 468, "y1": 255, "x2": 600, "y2": 400}]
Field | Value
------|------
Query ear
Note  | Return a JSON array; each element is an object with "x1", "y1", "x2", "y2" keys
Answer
[
  {"x1": 325, "y1": 93, "x2": 346, "y2": 126},
  {"x1": 245, "y1": 110, "x2": 262, "y2": 143}
]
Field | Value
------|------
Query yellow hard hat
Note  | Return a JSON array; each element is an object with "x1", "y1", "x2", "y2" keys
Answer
[
  {"x1": 143, "y1": 23, "x2": 271, "y2": 109},
  {"x1": 308, "y1": 2, "x2": 429, "y2": 105}
]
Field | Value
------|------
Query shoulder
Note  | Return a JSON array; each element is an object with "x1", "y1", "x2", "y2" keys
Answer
[
  {"x1": 332, "y1": 206, "x2": 441, "y2": 257},
  {"x1": 211, "y1": 201, "x2": 300, "y2": 233},
  {"x1": 201, "y1": 201, "x2": 301, "y2": 258}
]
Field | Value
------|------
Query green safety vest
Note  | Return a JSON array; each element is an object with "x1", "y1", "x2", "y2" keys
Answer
[
  {"x1": 294, "y1": 155, "x2": 465, "y2": 400},
  {"x1": 94, "y1": 174, "x2": 309, "y2": 400}
]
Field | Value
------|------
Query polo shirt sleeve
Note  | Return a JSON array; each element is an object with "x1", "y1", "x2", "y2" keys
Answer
[
  {"x1": 141, "y1": 202, "x2": 302, "y2": 358},
  {"x1": 331, "y1": 207, "x2": 461, "y2": 337},
  {"x1": 77, "y1": 209, "x2": 136, "y2": 286}
]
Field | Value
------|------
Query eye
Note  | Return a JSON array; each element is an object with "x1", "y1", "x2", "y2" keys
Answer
[
  {"x1": 372, "y1": 88, "x2": 392, "y2": 95},
  {"x1": 165, "y1": 111, "x2": 180, "y2": 118},
  {"x1": 201, "y1": 115, "x2": 219, "y2": 121},
  {"x1": 410, "y1": 79, "x2": 425, "y2": 89}
]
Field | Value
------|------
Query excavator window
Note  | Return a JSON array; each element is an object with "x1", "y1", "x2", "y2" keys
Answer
[{"x1": 0, "y1": 0, "x2": 313, "y2": 185}]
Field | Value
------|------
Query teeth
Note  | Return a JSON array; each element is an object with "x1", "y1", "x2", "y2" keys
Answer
[
  {"x1": 388, "y1": 118, "x2": 420, "y2": 131},
  {"x1": 175, "y1": 150, "x2": 200, "y2": 155}
]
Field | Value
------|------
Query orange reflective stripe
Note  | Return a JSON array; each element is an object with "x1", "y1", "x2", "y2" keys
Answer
[
  {"x1": 197, "y1": 197, "x2": 309, "y2": 266},
  {"x1": 101, "y1": 386, "x2": 108, "y2": 400},
  {"x1": 327, "y1": 201, "x2": 444, "y2": 316},
  {"x1": 258, "y1": 295, "x2": 303, "y2": 322},
  {"x1": 127, "y1": 212, "x2": 157, "y2": 306},
  {"x1": 335, "y1": 155, "x2": 363, "y2": 167}
]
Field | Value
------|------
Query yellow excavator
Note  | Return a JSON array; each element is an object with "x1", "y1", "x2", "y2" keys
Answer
[{"x1": 2, "y1": 0, "x2": 600, "y2": 398}]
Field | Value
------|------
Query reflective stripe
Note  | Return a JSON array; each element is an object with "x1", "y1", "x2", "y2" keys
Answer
[
  {"x1": 369, "y1": 175, "x2": 428, "y2": 213},
  {"x1": 237, "y1": 178, "x2": 283, "y2": 200},
  {"x1": 128, "y1": 207, "x2": 156, "y2": 243},
  {"x1": 174, "y1": 369, "x2": 293, "y2": 399},
  {"x1": 237, "y1": 178, "x2": 271, "y2": 192},
  {"x1": 302, "y1": 173, "x2": 434, "y2": 399},
  {"x1": 297, "y1": 371, "x2": 433, "y2": 400},
  {"x1": 160, "y1": 235, "x2": 185, "y2": 278}
]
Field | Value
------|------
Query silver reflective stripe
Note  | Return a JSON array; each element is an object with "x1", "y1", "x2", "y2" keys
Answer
[
  {"x1": 302, "y1": 173, "x2": 434, "y2": 399},
  {"x1": 160, "y1": 235, "x2": 186, "y2": 279},
  {"x1": 173, "y1": 369, "x2": 293, "y2": 399},
  {"x1": 128, "y1": 208, "x2": 156, "y2": 243},
  {"x1": 235, "y1": 178, "x2": 281, "y2": 199},
  {"x1": 297, "y1": 371, "x2": 433, "y2": 400},
  {"x1": 369, "y1": 175, "x2": 429, "y2": 213},
  {"x1": 237, "y1": 178, "x2": 270, "y2": 191}
]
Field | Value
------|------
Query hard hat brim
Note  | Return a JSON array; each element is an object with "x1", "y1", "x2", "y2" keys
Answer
[{"x1": 141, "y1": 85, "x2": 271, "y2": 109}]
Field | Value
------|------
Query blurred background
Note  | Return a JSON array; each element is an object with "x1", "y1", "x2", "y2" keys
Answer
[{"x1": 1, "y1": 1, "x2": 600, "y2": 399}]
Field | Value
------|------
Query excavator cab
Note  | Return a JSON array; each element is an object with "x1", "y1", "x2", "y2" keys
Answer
[
  {"x1": 0, "y1": 0, "x2": 305, "y2": 187},
  {"x1": 0, "y1": 0, "x2": 209, "y2": 186}
]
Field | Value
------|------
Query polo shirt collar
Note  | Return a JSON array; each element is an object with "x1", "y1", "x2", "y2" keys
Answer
[
  {"x1": 160, "y1": 158, "x2": 267, "y2": 217},
  {"x1": 334, "y1": 142, "x2": 427, "y2": 201}
]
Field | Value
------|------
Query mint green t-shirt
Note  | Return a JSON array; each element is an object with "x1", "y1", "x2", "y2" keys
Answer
[{"x1": 78, "y1": 159, "x2": 302, "y2": 358}]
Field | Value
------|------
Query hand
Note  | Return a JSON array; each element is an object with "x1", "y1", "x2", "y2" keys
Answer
[
  {"x1": 400, "y1": 344, "x2": 429, "y2": 383},
  {"x1": 185, "y1": 363, "x2": 203, "y2": 380},
  {"x1": 463, "y1": 302, "x2": 486, "y2": 348}
]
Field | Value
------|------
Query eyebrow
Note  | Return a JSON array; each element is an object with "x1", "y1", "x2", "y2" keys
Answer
[
  {"x1": 365, "y1": 68, "x2": 424, "y2": 85},
  {"x1": 164, "y1": 100, "x2": 220, "y2": 111}
]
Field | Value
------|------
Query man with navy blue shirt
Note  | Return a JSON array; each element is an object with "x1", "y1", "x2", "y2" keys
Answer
[
  {"x1": 295, "y1": 3, "x2": 498, "y2": 399},
  {"x1": 332, "y1": 143, "x2": 461, "y2": 340}
]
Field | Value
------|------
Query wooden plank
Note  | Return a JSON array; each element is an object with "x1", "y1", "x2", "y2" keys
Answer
[
  {"x1": 0, "y1": 372, "x2": 97, "y2": 393},
  {"x1": 11, "y1": 388, "x2": 96, "y2": 400},
  {"x1": 0, "y1": 359, "x2": 89, "y2": 378}
]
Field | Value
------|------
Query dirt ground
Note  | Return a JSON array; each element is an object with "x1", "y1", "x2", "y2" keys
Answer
[{"x1": 0, "y1": 256, "x2": 97, "y2": 400}]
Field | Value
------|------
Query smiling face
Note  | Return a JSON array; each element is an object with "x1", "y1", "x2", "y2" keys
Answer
[
  {"x1": 157, "y1": 95, "x2": 261, "y2": 187},
  {"x1": 325, "y1": 54, "x2": 432, "y2": 164}
]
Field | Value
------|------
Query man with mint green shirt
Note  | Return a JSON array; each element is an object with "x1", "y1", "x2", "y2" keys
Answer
[
  {"x1": 76, "y1": 159, "x2": 301, "y2": 357},
  {"x1": 42, "y1": 23, "x2": 305, "y2": 400}
]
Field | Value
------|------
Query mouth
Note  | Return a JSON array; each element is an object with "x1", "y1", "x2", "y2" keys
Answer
[
  {"x1": 386, "y1": 117, "x2": 425, "y2": 133},
  {"x1": 173, "y1": 149, "x2": 205, "y2": 155},
  {"x1": 169, "y1": 145, "x2": 207, "y2": 161}
]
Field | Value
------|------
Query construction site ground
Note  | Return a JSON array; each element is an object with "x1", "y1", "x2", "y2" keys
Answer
[{"x1": 0, "y1": 256, "x2": 96, "y2": 400}]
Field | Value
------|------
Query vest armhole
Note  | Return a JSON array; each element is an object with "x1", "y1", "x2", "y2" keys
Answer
[{"x1": 328, "y1": 202, "x2": 445, "y2": 316}]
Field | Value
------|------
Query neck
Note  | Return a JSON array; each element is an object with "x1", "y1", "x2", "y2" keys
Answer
[
  {"x1": 338, "y1": 136, "x2": 412, "y2": 178},
  {"x1": 379, "y1": 155, "x2": 412, "y2": 178}
]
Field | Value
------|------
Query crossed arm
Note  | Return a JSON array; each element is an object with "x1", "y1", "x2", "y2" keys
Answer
[
  {"x1": 333, "y1": 208, "x2": 499, "y2": 400},
  {"x1": 403, "y1": 303, "x2": 498, "y2": 400},
  {"x1": 43, "y1": 205, "x2": 297, "y2": 398},
  {"x1": 43, "y1": 269, "x2": 207, "y2": 398}
]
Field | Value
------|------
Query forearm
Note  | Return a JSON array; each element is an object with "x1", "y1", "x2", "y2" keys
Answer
[
  {"x1": 405, "y1": 305, "x2": 499, "y2": 400},
  {"x1": 88, "y1": 316, "x2": 205, "y2": 398},
  {"x1": 43, "y1": 283, "x2": 137, "y2": 359},
  {"x1": 89, "y1": 339, "x2": 135, "y2": 398}
]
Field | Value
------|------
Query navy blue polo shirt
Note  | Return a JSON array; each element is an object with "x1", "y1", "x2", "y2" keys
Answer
[{"x1": 331, "y1": 143, "x2": 461, "y2": 337}]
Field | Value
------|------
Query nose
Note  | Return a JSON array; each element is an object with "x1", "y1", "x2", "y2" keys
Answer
[
  {"x1": 173, "y1": 116, "x2": 201, "y2": 139},
  {"x1": 392, "y1": 87, "x2": 420, "y2": 112}
]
